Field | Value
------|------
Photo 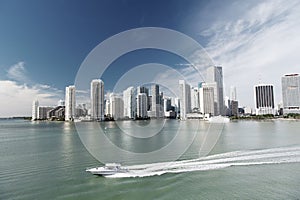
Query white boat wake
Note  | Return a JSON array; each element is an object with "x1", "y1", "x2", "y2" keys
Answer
[{"x1": 106, "y1": 146, "x2": 300, "y2": 178}]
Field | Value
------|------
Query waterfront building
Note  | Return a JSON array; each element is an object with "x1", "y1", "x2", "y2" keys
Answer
[
  {"x1": 137, "y1": 86, "x2": 150, "y2": 111},
  {"x1": 206, "y1": 66, "x2": 224, "y2": 115},
  {"x1": 190, "y1": 87, "x2": 200, "y2": 111},
  {"x1": 105, "y1": 98, "x2": 111, "y2": 118},
  {"x1": 151, "y1": 84, "x2": 160, "y2": 117},
  {"x1": 65, "y1": 85, "x2": 76, "y2": 121},
  {"x1": 32, "y1": 100, "x2": 39, "y2": 121},
  {"x1": 281, "y1": 74, "x2": 300, "y2": 114},
  {"x1": 76, "y1": 104, "x2": 88, "y2": 117},
  {"x1": 173, "y1": 97, "x2": 180, "y2": 115},
  {"x1": 123, "y1": 86, "x2": 136, "y2": 119},
  {"x1": 48, "y1": 106, "x2": 65, "y2": 120},
  {"x1": 199, "y1": 83, "x2": 215, "y2": 116},
  {"x1": 230, "y1": 100, "x2": 239, "y2": 117},
  {"x1": 137, "y1": 93, "x2": 148, "y2": 118},
  {"x1": 254, "y1": 84, "x2": 275, "y2": 115},
  {"x1": 179, "y1": 80, "x2": 191, "y2": 120},
  {"x1": 163, "y1": 97, "x2": 172, "y2": 113},
  {"x1": 110, "y1": 94, "x2": 124, "y2": 120},
  {"x1": 91, "y1": 79, "x2": 104, "y2": 120},
  {"x1": 244, "y1": 106, "x2": 253, "y2": 115},
  {"x1": 38, "y1": 106, "x2": 53, "y2": 120}
]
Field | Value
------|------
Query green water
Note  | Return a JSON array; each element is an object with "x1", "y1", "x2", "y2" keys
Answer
[{"x1": 1, "y1": 119, "x2": 300, "y2": 199}]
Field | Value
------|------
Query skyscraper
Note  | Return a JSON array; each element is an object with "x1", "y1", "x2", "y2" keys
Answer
[
  {"x1": 91, "y1": 79, "x2": 104, "y2": 120},
  {"x1": 179, "y1": 80, "x2": 191, "y2": 120},
  {"x1": 137, "y1": 86, "x2": 150, "y2": 111},
  {"x1": 110, "y1": 94, "x2": 124, "y2": 120},
  {"x1": 206, "y1": 66, "x2": 224, "y2": 115},
  {"x1": 281, "y1": 74, "x2": 300, "y2": 114},
  {"x1": 199, "y1": 83, "x2": 214, "y2": 115},
  {"x1": 151, "y1": 84, "x2": 160, "y2": 117},
  {"x1": 202, "y1": 82, "x2": 218, "y2": 115},
  {"x1": 254, "y1": 84, "x2": 275, "y2": 115},
  {"x1": 31, "y1": 100, "x2": 39, "y2": 121},
  {"x1": 123, "y1": 86, "x2": 136, "y2": 119},
  {"x1": 190, "y1": 87, "x2": 200, "y2": 111},
  {"x1": 65, "y1": 85, "x2": 76, "y2": 121},
  {"x1": 137, "y1": 93, "x2": 148, "y2": 118}
]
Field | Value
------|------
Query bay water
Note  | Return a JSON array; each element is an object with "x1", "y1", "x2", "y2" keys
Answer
[{"x1": 1, "y1": 119, "x2": 300, "y2": 199}]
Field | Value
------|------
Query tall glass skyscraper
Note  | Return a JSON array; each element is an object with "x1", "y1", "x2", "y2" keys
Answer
[
  {"x1": 281, "y1": 74, "x2": 300, "y2": 114},
  {"x1": 151, "y1": 84, "x2": 160, "y2": 117},
  {"x1": 179, "y1": 80, "x2": 191, "y2": 120},
  {"x1": 91, "y1": 79, "x2": 104, "y2": 120},
  {"x1": 137, "y1": 93, "x2": 148, "y2": 118},
  {"x1": 206, "y1": 66, "x2": 224, "y2": 116},
  {"x1": 254, "y1": 84, "x2": 275, "y2": 115}
]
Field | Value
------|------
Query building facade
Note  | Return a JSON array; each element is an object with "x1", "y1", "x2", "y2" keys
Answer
[
  {"x1": 123, "y1": 86, "x2": 136, "y2": 119},
  {"x1": 65, "y1": 85, "x2": 76, "y2": 121},
  {"x1": 91, "y1": 79, "x2": 104, "y2": 120},
  {"x1": 151, "y1": 84, "x2": 160, "y2": 117},
  {"x1": 206, "y1": 66, "x2": 224, "y2": 115},
  {"x1": 190, "y1": 87, "x2": 200, "y2": 112},
  {"x1": 137, "y1": 93, "x2": 148, "y2": 118},
  {"x1": 179, "y1": 80, "x2": 191, "y2": 120},
  {"x1": 254, "y1": 84, "x2": 275, "y2": 115},
  {"x1": 199, "y1": 83, "x2": 215, "y2": 116},
  {"x1": 281, "y1": 74, "x2": 300, "y2": 114},
  {"x1": 110, "y1": 94, "x2": 124, "y2": 120},
  {"x1": 32, "y1": 100, "x2": 39, "y2": 121}
]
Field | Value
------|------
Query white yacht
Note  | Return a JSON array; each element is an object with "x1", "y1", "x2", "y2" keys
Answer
[{"x1": 86, "y1": 163, "x2": 129, "y2": 176}]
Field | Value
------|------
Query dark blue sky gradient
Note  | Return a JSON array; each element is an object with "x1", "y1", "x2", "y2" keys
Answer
[{"x1": 0, "y1": 0, "x2": 214, "y2": 90}]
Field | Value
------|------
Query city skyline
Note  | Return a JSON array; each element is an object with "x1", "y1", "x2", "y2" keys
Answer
[{"x1": 1, "y1": 0, "x2": 300, "y2": 117}]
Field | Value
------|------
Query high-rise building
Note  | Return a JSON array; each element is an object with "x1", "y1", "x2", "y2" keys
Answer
[
  {"x1": 179, "y1": 80, "x2": 191, "y2": 120},
  {"x1": 32, "y1": 100, "x2": 39, "y2": 121},
  {"x1": 151, "y1": 84, "x2": 160, "y2": 117},
  {"x1": 110, "y1": 94, "x2": 124, "y2": 120},
  {"x1": 65, "y1": 85, "x2": 76, "y2": 121},
  {"x1": 254, "y1": 84, "x2": 275, "y2": 115},
  {"x1": 137, "y1": 93, "x2": 148, "y2": 118},
  {"x1": 91, "y1": 79, "x2": 104, "y2": 120},
  {"x1": 105, "y1": 99, "x2": 111, "y2": 117},
  {"x1": 163, "y1": 97, "x2": 172, "y2": 113},
  {"x1": 123, "y1": 86, "x2": 136, "y2": 119},
  {"x1": 230, "y1": 100, "x2": 239, "y2": 117},
  {"x1": 206, "y1": 66, "x2": 224, "y2": 115},
  {"x1": 281, "y1": 74, "x2": 300, "y2": 114},
  {"x1": 173, "y1": 97, "x2": 180, "y2": 115},
  {"x1": 190, "y1": 87, "x2": 200, "y2": 112},
  {"x1": 199, "y1": 83, "x2": 215, "y2": 115},
  {"x1": 38, "y1": 106, "x2": 53, "y2": 120},
  {"x1": 137, "y1": 86, "x2": 150, "y2": 111},
  {"x1": 202, "y1": 82, "x2": 218, "y2": 115}
]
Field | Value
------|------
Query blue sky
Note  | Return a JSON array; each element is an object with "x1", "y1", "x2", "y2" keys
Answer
[{"x1": 1, "y1": 0, "x2": 300, "y2": 117}]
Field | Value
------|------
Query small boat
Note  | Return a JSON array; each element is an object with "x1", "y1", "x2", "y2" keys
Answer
[{"x1": 86, "y1": 163, "x2": 129, "y2": 176}]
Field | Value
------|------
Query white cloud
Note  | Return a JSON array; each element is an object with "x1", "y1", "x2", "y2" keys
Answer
[
  {"x1": 6, "y1": 61, "x2": 31, "y2": 83},
  {"x1": 200, "y1": 0, "x2": 300, "y2": 108},
  {"x1": 0, "y1": 62, "x2": 63, "y2": 117}
]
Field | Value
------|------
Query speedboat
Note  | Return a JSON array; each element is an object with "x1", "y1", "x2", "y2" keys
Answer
[{"x1": 86, "y1": 163, "x2": 129, "y2": 176}]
